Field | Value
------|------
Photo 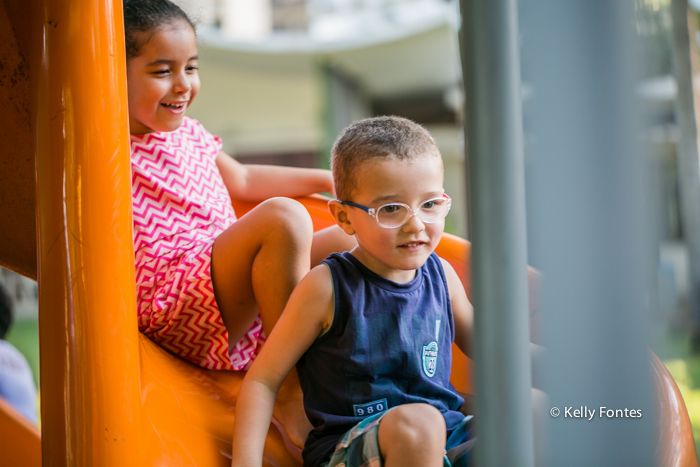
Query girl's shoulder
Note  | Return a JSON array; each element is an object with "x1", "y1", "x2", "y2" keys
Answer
[
  {"x1": 179, "y1": 117, "x2": 221, "y2": 149},
  {"x1": 129, "y1": 117, "x2": 208, "y2": 141},
  {"x1": 177, "y1": 116, "x2": 206, "y2": 139},
  {"x1": 180, "y1": 116, "x2": 201, "y2": 132},
  {"x1": 130, "y1": 117, "x2": 221, "y2": 154}
]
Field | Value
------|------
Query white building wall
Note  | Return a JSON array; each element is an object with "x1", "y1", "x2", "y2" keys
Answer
[
  {"x1": 221, "y1": 0, "x2": 273, "y2": 41},
  {"x1": 187, "y1": 46, "x2": 323, "y2": 156}
]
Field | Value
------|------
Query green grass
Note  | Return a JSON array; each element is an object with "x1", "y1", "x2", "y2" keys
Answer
[
  {"x1": 5, "y1": 318, "x2": 39, "y2": 388},
  {"x1": 664, "y1": 358, "x2": 700, "y2": 459},
  {"x1": 660, "y1": 331, "x2": 700, "y2": 461}
]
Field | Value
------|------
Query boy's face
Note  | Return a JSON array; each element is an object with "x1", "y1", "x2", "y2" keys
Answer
[{"x1": 332, "y1": 155, "x2": 446, "y2": 283}]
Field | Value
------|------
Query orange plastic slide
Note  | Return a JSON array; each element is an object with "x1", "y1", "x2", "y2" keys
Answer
[{"x1": 0, "y1": 0, "x2": 696, "y2": 465}]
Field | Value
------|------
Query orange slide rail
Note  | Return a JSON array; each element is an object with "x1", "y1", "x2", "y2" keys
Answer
[{"x1": 0, "y1": 0, "x2": 697, "y2": 465}]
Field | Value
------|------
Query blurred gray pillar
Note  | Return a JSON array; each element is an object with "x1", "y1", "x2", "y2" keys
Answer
[
  {"x1": 671, "y1": 0, "x2": 700, "y2": 342},
  {"x1": 460, "y1": 1, "x2": 534, "y2": 466},
  {"x1": 520, "y1": 1, "x2": 655, "y2": 465}
]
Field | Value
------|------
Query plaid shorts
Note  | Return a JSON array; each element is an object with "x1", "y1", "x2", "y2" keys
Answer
[{"x1": 322, "y1": 409, "x2": 475, "y2": 467}]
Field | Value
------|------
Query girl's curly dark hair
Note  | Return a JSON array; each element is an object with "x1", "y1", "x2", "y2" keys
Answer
[{"x1": 123, "y1": 0, "x2": 195, "y2": 59}]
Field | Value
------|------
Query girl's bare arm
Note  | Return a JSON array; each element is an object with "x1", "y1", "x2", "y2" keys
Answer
[{"x1": 216, "y1": 151, "x2": 333, "y2": 202}]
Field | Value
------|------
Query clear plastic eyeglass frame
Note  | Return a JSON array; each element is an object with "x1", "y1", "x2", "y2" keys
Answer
[{"x1": 337, "y1": 194, "x2": 452, "y2": 229}]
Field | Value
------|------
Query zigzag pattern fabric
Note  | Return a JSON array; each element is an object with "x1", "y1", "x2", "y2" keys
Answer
[{"x1": 131, "y1": 117, "x2": 264, "y2": 370}]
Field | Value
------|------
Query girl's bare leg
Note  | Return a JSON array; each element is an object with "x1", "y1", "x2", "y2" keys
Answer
[
  {"x1": 377, "y1": 404, "x2": 447, "y2": 467},
  {"x1": 211, "y1": 197, "x2": 314, "y2": 447},
  {"x1": 311, "y1": 225, "x2": 357, "y2": 266}
]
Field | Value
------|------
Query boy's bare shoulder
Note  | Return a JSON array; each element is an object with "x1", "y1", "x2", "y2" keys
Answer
[
  {"x1": 438, "y1": 256, "x2": 453, "y2": 270},
  {"x1": 438, "y1": 256, "x2": 473, "y2": 354},
  {"x1": 292, "y1": 263, "x2": 334, "y2": 331},
  {"x1": 302, "y1": 262, "x2": 332, "y2": 286},
  {"x1": 292, "y1": 263, "x2": 333, "y2": 303},
  {"x1": 438, "y1": 257, "x2": 461, "y2": 286},
  {"x1": 438, "y1": 256, "x2": 470, "y2": 306}
]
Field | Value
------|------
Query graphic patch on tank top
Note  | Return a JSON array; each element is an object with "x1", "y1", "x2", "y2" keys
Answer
[
  {"x1": 422, "y1": 342, "x2": 438, "y2": 378},
  {"x1": 422, "y1": 319, "x2": 441, "y2": 378}
]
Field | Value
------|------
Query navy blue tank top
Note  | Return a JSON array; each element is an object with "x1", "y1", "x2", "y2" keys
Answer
[{"x1": 297, "y1": 252, "x2": 465, "y2": 467}]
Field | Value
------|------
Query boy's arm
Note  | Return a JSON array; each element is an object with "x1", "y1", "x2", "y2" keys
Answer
[
  {"x1": 439, "y1": 260, "x2": 545, "y2": 390},
  {"x1": 216, "y1": 151, "x2": 334, "y2": 202},
  {"x1": 230, "y1": 265, "x2": 334, "y2": 467},
  {"x1": 440, "y1": 258, "x2": 474, "y2": 359}
]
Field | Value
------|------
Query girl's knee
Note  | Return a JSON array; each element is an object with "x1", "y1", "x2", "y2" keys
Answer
[{"x1": 259, "y1": 197, "x2": 313, "y2": 239}]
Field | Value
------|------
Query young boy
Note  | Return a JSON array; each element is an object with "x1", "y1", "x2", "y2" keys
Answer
[{"x1": 231, "y1": 116, "x2": 475, "y2": 467}]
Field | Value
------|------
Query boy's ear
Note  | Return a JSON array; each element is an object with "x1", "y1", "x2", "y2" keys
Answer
[{"x1": 328, "y1": 200, "x2": 356, "y2": 236}]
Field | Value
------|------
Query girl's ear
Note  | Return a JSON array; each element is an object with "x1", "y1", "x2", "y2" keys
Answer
[{"x1": 328, "y1": 200, "x2": 356, "y2": 236}]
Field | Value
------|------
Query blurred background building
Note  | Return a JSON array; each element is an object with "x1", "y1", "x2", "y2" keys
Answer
[
  {"x1": 173, "y1": 0, "x2": 468, "y2": 237},
  {"x1": 162, "y1": 0, "x2": 695, "y2": 329},
  {"x1": 153, "y1": 0, "x2": 691, "y2": 328}
]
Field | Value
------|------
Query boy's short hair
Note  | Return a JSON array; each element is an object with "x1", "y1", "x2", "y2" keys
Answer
[
  {"x1": 0, "y1": 282, "x2": 13, "y2": 340},
  {"x1": 331, "y1": 116, "x2": 442, "y2": 201}
]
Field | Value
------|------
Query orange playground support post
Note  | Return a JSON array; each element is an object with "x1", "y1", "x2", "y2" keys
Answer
[{"x1": 33, "y1": 0, "x2": 142, "y2": 465}]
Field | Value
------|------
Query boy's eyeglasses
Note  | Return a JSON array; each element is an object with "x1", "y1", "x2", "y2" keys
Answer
[{"x1": 338, "y1": 194, "x2": 452, "y2": 229}]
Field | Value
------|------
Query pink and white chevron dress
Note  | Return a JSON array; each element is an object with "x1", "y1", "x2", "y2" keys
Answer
[{"x1": 131, "y1": 117, "x2": 264, "y2": 370}]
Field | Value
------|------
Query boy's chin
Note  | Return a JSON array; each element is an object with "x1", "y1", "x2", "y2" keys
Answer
[{"x1": 392, "y1": 251, "x2": 433, "y2": 270}]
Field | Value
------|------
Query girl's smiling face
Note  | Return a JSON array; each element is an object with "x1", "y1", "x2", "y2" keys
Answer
[{"x1": 126, "y1": 21, "x2": 200, "y2": 135}]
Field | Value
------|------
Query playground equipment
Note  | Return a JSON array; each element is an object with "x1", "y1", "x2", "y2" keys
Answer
[{"x1": 0, "y1": 0, "x2": 697, "y2": 465}]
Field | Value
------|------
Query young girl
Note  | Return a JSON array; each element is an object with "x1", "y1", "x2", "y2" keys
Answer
[{"x1": 124, "y1": 0, "x2": 354, "y2": 447}]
